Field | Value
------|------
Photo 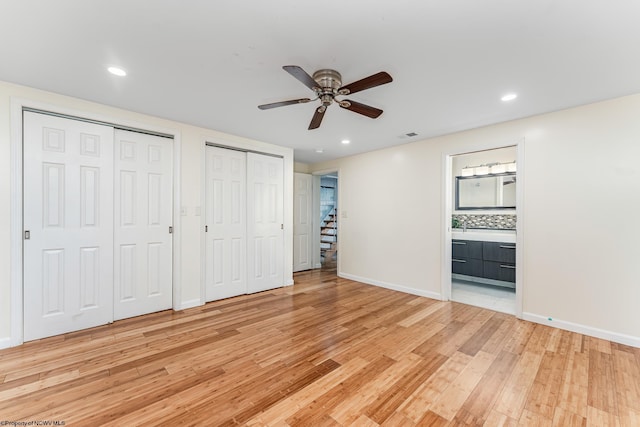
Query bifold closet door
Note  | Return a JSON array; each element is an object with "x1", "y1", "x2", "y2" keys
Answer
[
  {"x1": 205, "y1": 146, "x2": 247, "y2": 301},
  {"x1": 113, "y1": 130, "x2": 173, "y2": 320},
  {"x1": 23, "y1": 112, "x2": 115, "y2": 341},
  {"x1": 247, "y1": 153, "x2": 284, "y2": 293}
]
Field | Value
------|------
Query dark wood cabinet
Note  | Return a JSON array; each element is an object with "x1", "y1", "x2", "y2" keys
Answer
[
  {"x1": 483, "y1": 242, "x2": 516, "y2": 264},
  {"x1": 452, "y1": 239, "x2": 516, "y2": 285},
  {"x1": 483, "y1": 261, "x2": 516, "y2": 282},
  {"x1": 452, "y1": 257, "x2": 484, "y2": 276},
  {"x1": 452, "y1": 240, "x2": 483, "y2": 259}
]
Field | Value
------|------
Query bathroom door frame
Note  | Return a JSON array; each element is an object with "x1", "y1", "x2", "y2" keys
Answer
[{"x1": 441, "y1": 138, "x2": 525, "y2": 318}]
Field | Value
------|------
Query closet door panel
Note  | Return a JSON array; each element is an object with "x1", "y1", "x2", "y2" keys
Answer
[
  {"x1": 293, "y1": 173, "x2": 313, "y2": 272},
  {"x1": 113, "y1": 130, "x2": 173, "y2": 320},
  {"x1": 205, "y1": 146, "x2": 247, "y2": 301},
  {"x1": 247, "y1": 153, "x2": 284, "y2": 293},
  {"x1": 23, "y1": 112, "x2": 114, "y2": 341}
]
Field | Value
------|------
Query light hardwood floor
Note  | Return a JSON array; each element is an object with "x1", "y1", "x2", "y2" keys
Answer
[{"x1": 1, "y1": 269, "x2": 639, "y2": 426}]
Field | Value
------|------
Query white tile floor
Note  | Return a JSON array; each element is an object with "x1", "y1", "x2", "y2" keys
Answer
[{"x1": 451, "y1": 279, "x2": 516, "y2": 314}]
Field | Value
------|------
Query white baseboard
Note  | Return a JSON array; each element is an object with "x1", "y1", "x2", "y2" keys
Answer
[
  {"x1": 0, "y1": 336, "x2": 11, "y2": 350},
  {"x1": 339, "y1": 272, "x2": 442, "y2": 301},
  {"x1": 176, "y1": 298, "x2": 202, "y2": 310},
  {"x1": 522, "y1": 312, "x2": 640, "y2": 348}
]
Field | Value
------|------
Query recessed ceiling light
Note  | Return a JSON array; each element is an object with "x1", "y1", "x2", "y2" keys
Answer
[
  {"x1": 341, "y1": 139, "x2": 350, "y2": 145},
  {"x1": 501, "y1": 93, "x2": 517, "y2": 102},
  {"x1": 315, "y1": 148, "x2": 324, "y2": 153},
  {"x1": 108, "y1": 66, "x2": 127, "y2": 77}
]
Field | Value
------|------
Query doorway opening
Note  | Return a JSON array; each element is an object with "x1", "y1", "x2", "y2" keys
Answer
[
  {"x1": 447, "y1": 145, "x2": 520, "y2": 315},
  {"x1": 319, "y1": 174, "x2": 338, "y2": 270}
]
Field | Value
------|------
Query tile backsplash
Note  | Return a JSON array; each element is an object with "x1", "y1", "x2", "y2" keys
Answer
[{"x1": 452, "y1": 213, "x2": 516, "y2": 230}]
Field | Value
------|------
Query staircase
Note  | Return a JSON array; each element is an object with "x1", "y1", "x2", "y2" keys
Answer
[{"x1": 320, "y1": 207, "x2": 337, "y2": 264}]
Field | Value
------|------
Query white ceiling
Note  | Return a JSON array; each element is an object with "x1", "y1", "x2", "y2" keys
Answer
[{"x1": 1, "y1": 1, "x2": 639, "y2": 163}]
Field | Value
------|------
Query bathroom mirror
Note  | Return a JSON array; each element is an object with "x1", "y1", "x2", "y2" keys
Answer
[{"x1": 455, "y1": 172, "x2": 516, "y2": 210}]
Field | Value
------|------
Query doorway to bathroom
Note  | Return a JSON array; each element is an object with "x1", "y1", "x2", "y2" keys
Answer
[{"x1": 444, "y1": 144, "x2": 523, "y2": 316}]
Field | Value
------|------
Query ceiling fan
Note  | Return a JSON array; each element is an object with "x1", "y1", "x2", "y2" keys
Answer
[{"x1": 258, "y1": 65, "x2": 393, "y2": 130}]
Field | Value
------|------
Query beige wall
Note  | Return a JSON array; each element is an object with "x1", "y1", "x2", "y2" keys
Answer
[
  {"x1": 309, "y1": 93, "x2": 640, "y2": 345},
  {"x1": 0, "y1": 81, "x2": 294, "y2": 345},
  {"x1": 294, "y1": 162, "x2": 311, "y2": 173}
]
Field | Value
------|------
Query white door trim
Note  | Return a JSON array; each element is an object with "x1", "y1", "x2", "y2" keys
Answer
[
  {"x1": 10, "y1": 98, "x2": 182, "y2": 347},
  {"x1": 311, "y1": 169, "x2": 340, "y2": 273},
  {"x1": 311, "y1": 175, "x2": 321, "y2": 269},
  {"x1": 441, "y1": 139, "x2": 524, "y2": 318}
]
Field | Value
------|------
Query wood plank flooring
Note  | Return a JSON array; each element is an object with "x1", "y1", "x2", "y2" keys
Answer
[{"x1": 1, "y1": 269, "x2": 639, "y2": 426}]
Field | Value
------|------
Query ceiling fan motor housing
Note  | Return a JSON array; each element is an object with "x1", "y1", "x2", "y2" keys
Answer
[
  {"x1": 312, "y1": 69, "x2": 342, "y2": 92},
  {"x1": 313, "y1": 69, "x2": 346, "y2": 107}
]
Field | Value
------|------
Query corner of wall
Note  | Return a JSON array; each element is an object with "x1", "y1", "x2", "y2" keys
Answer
[{"x1": 338, "y1": 272, "x2": 442, "y2": 301}]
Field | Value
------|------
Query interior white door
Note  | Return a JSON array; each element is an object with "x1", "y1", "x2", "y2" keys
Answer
[
  {"x1": 247, "y1": 153, "x2": 284, "y2": 293},
  {"x1": 293, "y1": 173, "x2": 313, "y2": 272},
  {"x1": 23, "y1": 112, "x2": 115, "y2": 341},
  {"x1": 113, "y1": 130, "x2": 173, "y2": 320},
  {"x1": 205, "y1": 146, "x2": 247, "y2": 301}
]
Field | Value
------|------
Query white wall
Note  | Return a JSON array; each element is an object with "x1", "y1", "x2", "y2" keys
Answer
[
  {"x1": 310, "y1": 93, "x2": 640, "y2": 346},
  {"x1": 0, "y1": 81, "x2": 294, "y2": 346}
]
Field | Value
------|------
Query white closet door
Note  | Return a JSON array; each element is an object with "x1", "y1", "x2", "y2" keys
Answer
[
  {"x1": 23, "y1": 112, "x2": 115, "y2": 341},
  {"x1": 113, "y1": 130, "x2": 173, "y2": 320},
  {"x1": 205, "y1": 146, "x2": 247, "y2": 301},
  {"x1": 293, "y1": 173, "x2": 313, "y2": 272},
  {"x1": 247, "y1": 153, "x2": 284, "y2": 293}
]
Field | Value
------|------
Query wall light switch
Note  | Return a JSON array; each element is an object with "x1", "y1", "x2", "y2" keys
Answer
[
  {"x1": 341, "y1": 210, "x2": 348, "y2": 219},
  {"x1": 181, "y1": 207, "x2": 188, "y2": 216}
]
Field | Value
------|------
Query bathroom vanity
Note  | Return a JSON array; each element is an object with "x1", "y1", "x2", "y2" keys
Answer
[{"x1": 451, "y1": 230, "x2": 516, "y2": 288}]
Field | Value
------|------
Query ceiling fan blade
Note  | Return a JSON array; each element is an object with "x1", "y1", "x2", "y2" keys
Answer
[
  {"x1": 340, "y1": 100, "x2": 383, "y2": 118},
  {"x1": 339, "y1": 71, "x2": 393, "y2": 95},
  {"x1": 308, "y1": 107, "x2": 326, "y2": 130},
  {"x1": 258, "y1": 98, "x2": 311, "y2": 110},
  {"x1": 283, "y1": 65, "x2": 319, "y2": 91}
]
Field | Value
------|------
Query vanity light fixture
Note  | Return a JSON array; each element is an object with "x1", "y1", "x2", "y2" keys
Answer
[
  {"x1": 460, "y1": 161, "x2": 516, "y2": 177},
  {"x1": 461, "y1": 167, "x2": 474, "y2": 177},
  {"x1": 490, "y1": 163, "x2": 506, "y2": 174},
  {"x1": 474, "y1": 165, "x2": 490, "y2": 175},
  {"x1": 315, "y1": 148, "x2": 324, "y2": 153},
  {"x1": 341, "y1": 139, "x2": 350, "y2": 145},
  {"x1": 501, "y1": 93, "x2": 517, "y2": 102}
]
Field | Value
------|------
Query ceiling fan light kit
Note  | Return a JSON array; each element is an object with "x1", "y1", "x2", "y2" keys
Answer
[{"x1": 258, "y1": 65, "x2": 392, "y2": 130}]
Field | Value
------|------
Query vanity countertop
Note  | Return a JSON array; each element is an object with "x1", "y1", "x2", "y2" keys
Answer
[{"x1": 451, "y1": 228, "x2": 516, "y2": 243}]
